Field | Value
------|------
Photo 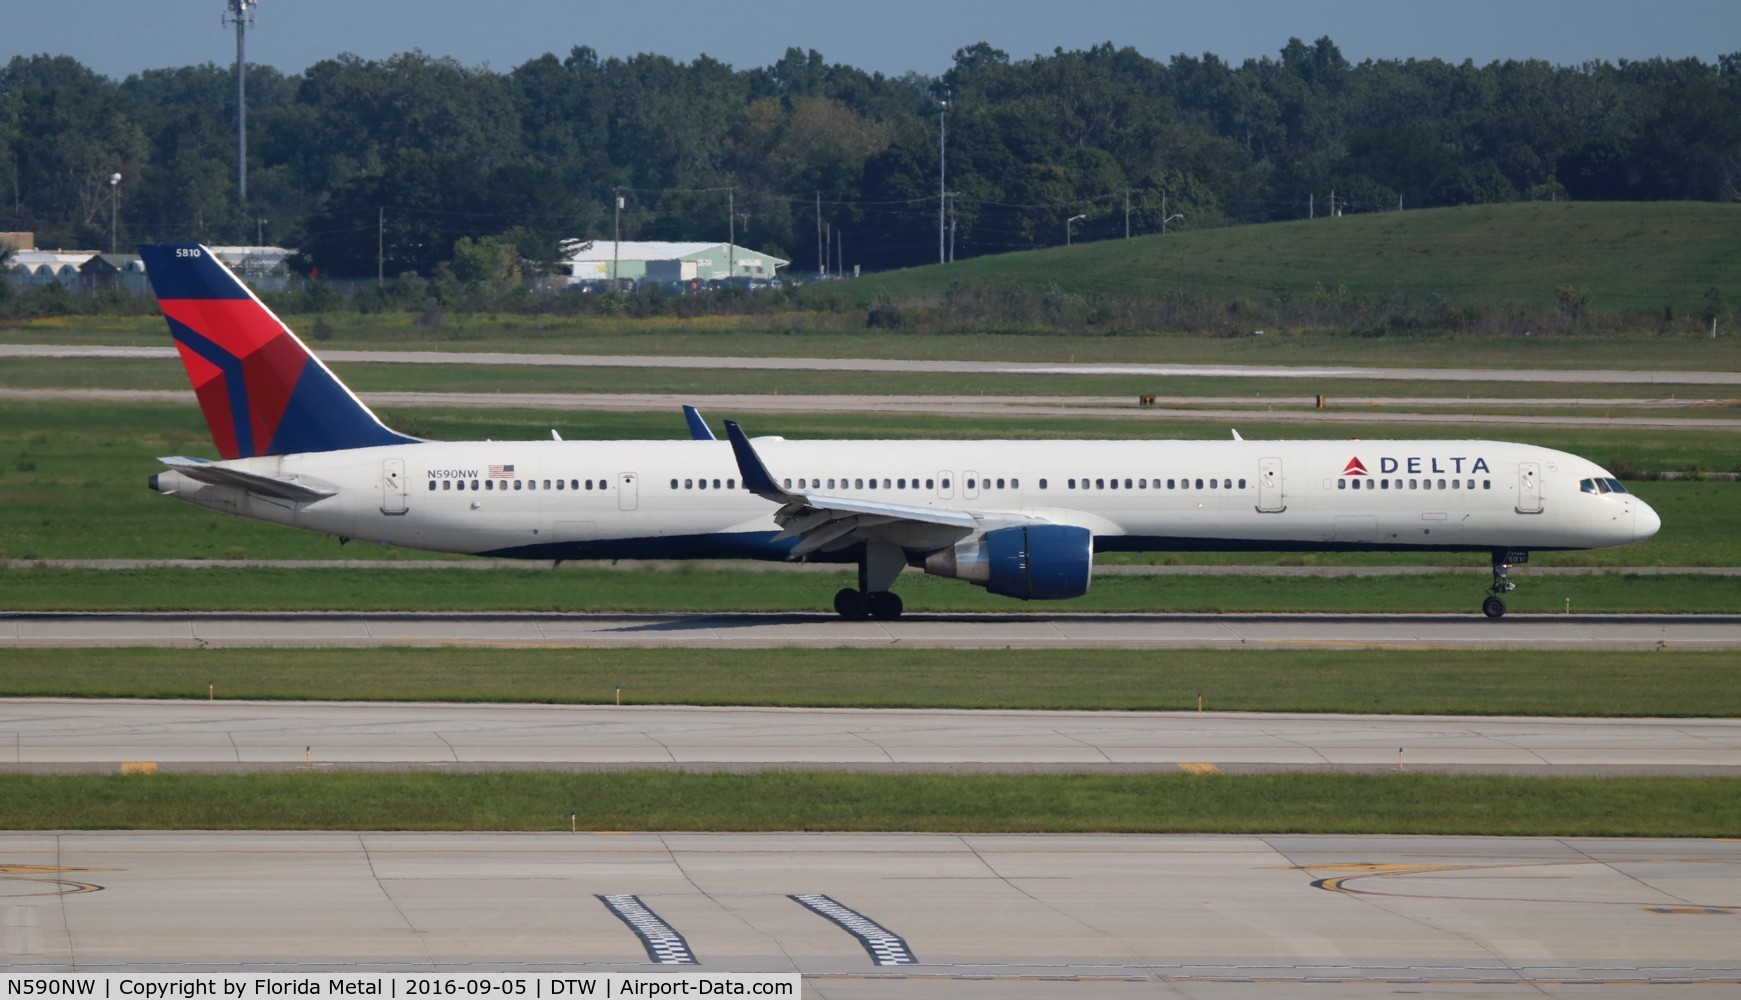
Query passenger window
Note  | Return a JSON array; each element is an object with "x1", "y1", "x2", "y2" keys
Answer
[
  {"x1": 698, "y1": 479, "x2": 707, "y2": 490},
  {"x1": 997, "y1": 478, "x2": 1006, "y2": 489},
  {"x1": 1011, "y1": 478, "x2": 1019, "y2": 489},
  {"x1": 1338, "y1": 479, "x2": 1346, "y2": 490},
  {"x1": 1195, "y1": 479, "x2": 1203, "y2": 489},
  {"x1": 1483, "y1": 480, "x2": 1491, "y2": 489},
  {"x1": 943, "y1": 478, "x2": 951, "y2": 489},
  {"x1": 684, "y1": 479, "x2": 693, "y2": 489},
  {"x1": 1381, "y1": 480, "x2": 1389, "y2": 490},
  {"x1": 485, "y1": 481, "x2": 494, "y2": 491},
  {"x1": 1409, "y1": 479, "x2": 1417, "y2": 489},
  {"x1": 556, "y1": 480, "x2": 564, "y2": 490},
  {"x1": 1451, "y1": 479, "x2": 1460, "y2": 490},
  {"x1": 898, "y1": 478, "x2": 906, "y2": 489},
  {"x1": 1352, "y1": 479, "x2": 1361, "y2": 490},
  {"x1": 471, "y1": 480, "x2": 479, "y2": 491},
  {"x1": 1167, "y1": 479, "x2": 1176, "y2": 489},
  {"x1": 926, "y1": 479, "x2": 935, "y2": 489},
  {"x1": 1095, "y1": 478, "x2": 1105, "y2": 489},
  {"x1": 569, "y1": 480, "x2": 577, "y2": 490},
  {"x1": 528, "y1": 480, "x2": 537, "y2": 491},
  {"x1": 1068, "y1": 479, "x2": 1077, "y2": 489},
  {"x1": 828, "y1": 478, "x2": 836, "y2": 489},
  {"x1": 1238, "y1": 479, "x2": 1246, "y2": 489},
  {"x1": 728, "y1": 479, "x2": 736, "y2": 489},
  {"x1": 1039, "y1": 478, "x2": 1047, "y2": 489},
  {"x1": 428, "y1": 481, "x2": 437, "y2": 491}
]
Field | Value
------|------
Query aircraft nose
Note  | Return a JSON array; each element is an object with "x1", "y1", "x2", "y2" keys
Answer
[{"x1": 1634, "y1": 500, "x2": 1661, "y2": 542}]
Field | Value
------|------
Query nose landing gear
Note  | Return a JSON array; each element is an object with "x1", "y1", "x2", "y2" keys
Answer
[{"x1": 1483, "y1": 549, "x2": 1525, "y2": 618}]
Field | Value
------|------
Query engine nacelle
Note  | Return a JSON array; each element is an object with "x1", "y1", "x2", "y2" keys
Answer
[{"x1": 923, "y1": 524, "x2": 1092, "y2": 600}]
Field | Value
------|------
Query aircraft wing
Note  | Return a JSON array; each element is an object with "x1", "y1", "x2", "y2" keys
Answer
[
  {"x1": 723, "y1": 421, "x2": 1036, "y2": 558},
  {"x1": 158, "y1": 456, "x2": 338, "y2": 503}
]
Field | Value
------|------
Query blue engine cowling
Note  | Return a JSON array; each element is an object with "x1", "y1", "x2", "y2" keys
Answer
[{"x1": 983, "y1": 524, "x2": 1093, "y2": 600}]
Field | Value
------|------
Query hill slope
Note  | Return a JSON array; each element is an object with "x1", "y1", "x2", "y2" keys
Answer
[{"x1": 831, "y1": 202, "x2": 1740, "y2": 316}]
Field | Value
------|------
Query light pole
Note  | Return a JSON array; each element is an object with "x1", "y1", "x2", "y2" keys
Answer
[
  {"x1": 937, "y1": 97, "x2": 948, "y2": 265},
  {"x1": 1066, "y1": 213, "x2": 1086, "y2": 246},
  {"x1": 109, "y1": 173, "x2": 121, "y2": 254},
  {"x1": 1162, "y1": 213, "x2": 1183, "y2": 234}
]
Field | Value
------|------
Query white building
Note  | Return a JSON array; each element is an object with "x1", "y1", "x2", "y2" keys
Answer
[{"x1": 559, "y1": 240, "x2": 789, "y2": 286}]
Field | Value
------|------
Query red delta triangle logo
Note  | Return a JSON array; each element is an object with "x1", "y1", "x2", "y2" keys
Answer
[{"x1": 1343, "y1": 457, "x2": 1370, "y2": 476}]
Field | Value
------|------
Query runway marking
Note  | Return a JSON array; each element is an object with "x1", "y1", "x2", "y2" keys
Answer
[
  {"x1": 121, "y1": 761, "x2": 158, "y2": 774},
  {"x1": 0, "y1": 864, "x2": 109, "y2": 897},
  {"x1": 791, "y1": 893, "x2": 918, "y2": 966},
  {"x1": 1177, "y1": 762, "x2": 1221, "y2": 774},
  {"x1": 1310, "y1": 860, "x2": 1741, "y2": 912},
  {"x1": 596, "y1": 893, "x2": 698, "y2": 965}
]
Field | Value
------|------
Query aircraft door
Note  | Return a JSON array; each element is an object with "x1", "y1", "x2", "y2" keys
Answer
[
  {"x1": 1257, "y1": 458, "x2": 1285, "y2": 513},
  {"x1": 618, "y1": 472, "x2": 639, "y2": 511},
  {"x1": 936, "y1": 471, "x2": 955, "y2": 500},
  {"x1": 963, "y1": 470, "x2": 980, "y2": 500},
  {"x1": 1516, "y1": 462, "x2": 1543, "y2": 514},
  {"x1": 380, "y1": 458, "x2": 408, "y2": 515}
]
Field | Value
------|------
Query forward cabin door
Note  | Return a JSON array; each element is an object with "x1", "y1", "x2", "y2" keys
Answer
[
  {"x1": 1257, "y1": 458, "x2": 1285, "y2": 512},
  {"x1": 380, "y1": 459, "x2": 408, "y2": 515},
  {"x1": 618, "y1": 471, "x2": 639, "y2": 511},
  {"x1": 1516, "y1": 462, "x2": 1543, "y2": 514}
]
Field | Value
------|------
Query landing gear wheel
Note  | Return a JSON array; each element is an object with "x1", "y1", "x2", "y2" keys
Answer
[
  {"x1": 867, "y1": 591, "x2": 904, "y2": 620},
  {"x1": 1482, "y1": 596, "x2": 1507, "y2": 619},
  {"x1": 833, "y1": 588, "x2": 870, "y2": 620}
]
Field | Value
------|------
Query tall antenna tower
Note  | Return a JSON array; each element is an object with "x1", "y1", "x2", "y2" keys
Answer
[{"x1": 222, "y1": 1, "x2": 258, "y2": 209}]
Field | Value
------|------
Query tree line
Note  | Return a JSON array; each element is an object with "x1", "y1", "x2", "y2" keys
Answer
[{"x1": 2, "y1": 37, "x2": 1737, "y2": 278}]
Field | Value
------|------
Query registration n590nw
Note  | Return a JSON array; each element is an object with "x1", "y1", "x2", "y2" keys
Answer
[{"x1": 138, "y1": 244, "x2": 1659, "y2": 619}]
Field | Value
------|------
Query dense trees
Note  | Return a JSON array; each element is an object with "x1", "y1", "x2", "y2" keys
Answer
[{"x1": 2, "y1": 39, "x2": 1737, "y2": 277}]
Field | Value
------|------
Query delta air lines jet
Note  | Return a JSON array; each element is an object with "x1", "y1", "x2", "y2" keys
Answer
[{"x1": 140, "y1": 244, "x2": 1660, "y2": 619}]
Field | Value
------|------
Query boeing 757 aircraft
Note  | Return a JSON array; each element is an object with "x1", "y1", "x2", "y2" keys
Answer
[{"x1": 139, "y1": 244, "x2": 1659, "y2": 619}]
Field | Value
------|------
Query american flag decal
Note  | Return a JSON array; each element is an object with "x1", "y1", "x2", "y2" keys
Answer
[{"x1": 489, "y1": 464, "x2": 516, "y2": 478}]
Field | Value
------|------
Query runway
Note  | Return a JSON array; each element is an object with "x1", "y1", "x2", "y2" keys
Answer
[
  {"x1": 9, "y1": 387, "x2": 1738, "y2": 431},
  {"x1": 6, "y1": 343, "x2": 1739, "y2": 385},
  {"x1": 5, "y1": 831, "x2": 1738, "y2": 996},
  {"x1": 5, "y1": 701, "x2": 1738, "y2": 775},
  {"x1": 6, "y1": 611, "x2": 1741, "y2": 650}
]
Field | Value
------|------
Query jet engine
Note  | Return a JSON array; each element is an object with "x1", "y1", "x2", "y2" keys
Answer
[{"x1": 922, "y1": 524, "x2": 1092, "y2": 600}]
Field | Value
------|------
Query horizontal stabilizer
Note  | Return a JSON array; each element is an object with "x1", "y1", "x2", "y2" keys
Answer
[{"x1": 159, "y1": 456, "x2": 338, "y2": 503}]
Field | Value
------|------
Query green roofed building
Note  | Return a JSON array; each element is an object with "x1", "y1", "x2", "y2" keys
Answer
[{"x1": 559, "y1": 240, "x2": 789, "y2": 286}]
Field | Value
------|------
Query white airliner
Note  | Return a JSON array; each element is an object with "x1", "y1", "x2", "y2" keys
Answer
[{"x1": 140, "y1": 243, "x2": 1660, "y2": 619}]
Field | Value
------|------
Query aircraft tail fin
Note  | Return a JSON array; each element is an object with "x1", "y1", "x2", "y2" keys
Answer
[{"x1": 139, "y1": 243, "x2": 417, "y2": 459}]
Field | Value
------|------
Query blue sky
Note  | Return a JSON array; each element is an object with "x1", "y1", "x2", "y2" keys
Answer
[{"x1": 8, "y1": 0, "x2": 1738, "y2": 79}]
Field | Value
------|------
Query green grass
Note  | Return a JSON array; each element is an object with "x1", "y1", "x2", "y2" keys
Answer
[
  {"x1": 5, "y1": 564, "x2": 1739, "y2": 613},
  {"x1": 5, "y1": 647, "x2": 1738, "y2": 717},
  {"x1": 841, "y1": 201, "x2": 1741, "y2": 316},
  {"x1": 4, "y1": 771, "x2": 1735, "y2": 836}
]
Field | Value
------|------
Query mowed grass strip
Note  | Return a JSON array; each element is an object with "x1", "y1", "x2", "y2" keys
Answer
[
  {"x1": 6, "y1": 565, "x2": 1740, "y2": 613},
  {"x1": 6, "y1": 647, "x2": 1740, "y2": 718},
  {"x1": 4, "y1": 771, "x2": 1735, "y2": 837}
]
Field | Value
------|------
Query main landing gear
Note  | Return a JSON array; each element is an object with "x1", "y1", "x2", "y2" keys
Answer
[
  {"x1": 1483, "y1": 549, "x2": 1524, "y2": 618},
  {"x1": 834, "y1": 588, "x2": 904, "y2": 620},
  {"x1": 833, "y1": 541, "x2": 907, "y2": 620}
]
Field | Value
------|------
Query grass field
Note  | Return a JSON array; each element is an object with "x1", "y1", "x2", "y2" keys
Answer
[
  {"x1": 835, "y1": 201, "x2": 1741, "y2": 316},
  {"x1": 5, "y1": 646, "x2": 1737, "y2": 717},
  {"x1": 5, "y1": 771, "x2": 1735, "y2": 836}
]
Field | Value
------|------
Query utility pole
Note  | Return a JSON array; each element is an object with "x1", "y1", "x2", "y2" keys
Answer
[
  {"x1": 815, "y1": 191, "x2": 823, "y2": 279},
  {"x1": 727, "y1": 188, "x2": 735, "y2": 281},
  {"x1": 1123, "y1": 188, "x2": 1131, "y2": 239},
  {"x1": 1161, "y1": 190, "x2": 1168, "y2": 234},
  {"x1": 222, "y1": 1, "x2": 257, "y2": 211},
  {"x1": 947, "y1": 193, "x2": 956, "y2": 262},
  {"x1": 938, "y1": 95, "x2": 948, "y2": 265},
  {"x1": 376, "y1": 207, "x2": 384, "y2": 286},
  {"x1": 613, "y1": 187, "x2": 623, "y2": 286}
]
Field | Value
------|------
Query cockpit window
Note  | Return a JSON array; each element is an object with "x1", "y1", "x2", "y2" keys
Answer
[
  {"x1": 1606, "y1": 478, "x2": 1629, "y2": 494},
  {"x1": 1580, "y1": 478, "x2": 1598, "y2": 494},
  {"x1": 1581, "y1": 477, "x2": 1630, "y2": 495}
]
